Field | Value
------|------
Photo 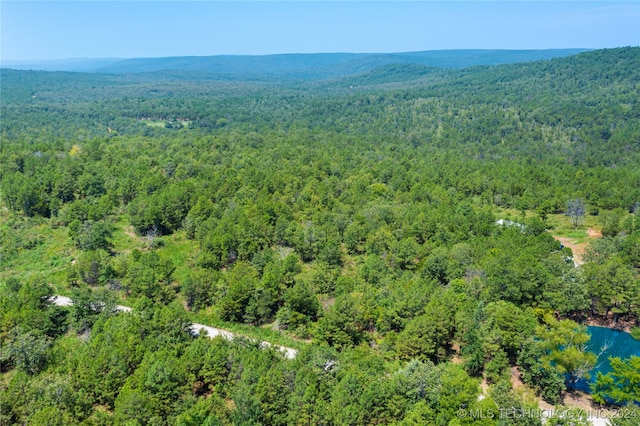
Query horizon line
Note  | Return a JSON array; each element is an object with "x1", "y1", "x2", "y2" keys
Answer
[{"x1": 0, "y1": 47, "x2": 612, "y2": 64}]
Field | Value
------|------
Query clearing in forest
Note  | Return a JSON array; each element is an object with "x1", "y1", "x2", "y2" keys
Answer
[{"x1": 552, "y1": 228, "x2": 602, "y2": 265}]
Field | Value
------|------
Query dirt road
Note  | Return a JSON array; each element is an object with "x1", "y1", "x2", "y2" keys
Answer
[
  {"x1": 552, "y1": 228, "x2": 602, "y2": 266},
  {"x1": 50, "y1": 295, "x2": 298, "y2": 359}
]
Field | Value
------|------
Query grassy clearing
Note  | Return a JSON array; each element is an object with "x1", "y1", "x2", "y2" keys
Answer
[
  {"x1": 140, "y1": 119, "x2": 191, "y2": 128},
  {"x1": 0, "y1": 212, "x2": 73, "y2": 288},
  {"x1": 155, "y1": 230, "x2": 199, "y2": 284},
  {"x1": 551, "y1": 228, "x2": 589, "y2": 244},
  {"x1": 493, "y1": 207, "x2": 602, "y2": 237},
  {"x1": 142, "y1": 120, "x2": 166, "y2": 128},
  {"x1": 110, "y1": 217, "x2": 148, "y2": 253},
  {"x1": 545, "y1": 213, "x2": 600, "y2": 238},
  {"x1": 493, "y1": 207, "x2": 529, "y2": 223}
]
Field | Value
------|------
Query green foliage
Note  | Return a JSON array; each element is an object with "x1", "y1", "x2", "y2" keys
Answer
[
  {"x1": 0, "y1": 278, "x2": 67, "y2": 339},
  {"x1": 70, "y1": 249, "x2": 115, "y2": 287},
  {"x1": 4, "y1": 372, "x2": 91, "y2": 425},
  {"x1": 314, "y1": 294, "x2": 365, "y2": 349},
  {"x1": 536, "y1": 315, "x2": 598, "y2": 386},
  {"x1": 608, "y1": 405, "x2": 640, "y2": 426},
  {"x1": 125, "y1": 251, "x2": 176, "y2": 302},
  {"x1": 591, "y1": 356, "x2": 640, "y2": 405},
  {"x1": 277, "y1": 280, "x2": 319, "y2": 332},
  {"x1": 390, "y1": 360, "x2": 482, "y2": 425},
  {"x1": 219, "y1": 262, "x2": 259, "y2": 323},
  {"x1": 181, "y1": 268, "x2": 219, "y2": 312},
  {"x1": 1, "y1": 327, "x2": 51, "y2": 374},
  {"x1": 600, "y1": 209, "x2": 625, "y2": 237},
  {"x1": 69, "y1": 286, "x2": 118, "y2": 331},
  {"x1": 69, "y1": 220, "x2": 113, "y2": 251},
  {"x1": 517, "y1": 338, "x2": 566, "y2": 404},
  {"x1": 114, "y1": 350, "x2": 191, "y2": 423},
  {"x1": 583, "y1": 255, "x2": 640, "y2": 316},
  {"x1": 489, "y1": 380, "x2": 543, "y2": 426},
  {"x1": 128, "y1": 181, "x2": 195, "y2": 235},
  {"x1": 396, "y1": 289, "x2": 458, "y2": 363},
  {"x1": 70, "y1": 313, "x2": 145, "y2": 408},
  {"x1": 481, "y1": 300, "x2": 536, "y2": 360}
]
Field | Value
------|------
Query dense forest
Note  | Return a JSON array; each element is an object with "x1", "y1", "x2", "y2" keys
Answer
[{"x1": 1, "y1": 47, "x2": 639, "y2": 425}]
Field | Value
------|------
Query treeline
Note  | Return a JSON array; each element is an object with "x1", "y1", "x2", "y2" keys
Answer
[{"x1": 2, "y1": 129, "x2": 639, "y2": 228}]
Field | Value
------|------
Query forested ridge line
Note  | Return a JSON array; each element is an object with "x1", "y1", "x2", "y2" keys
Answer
[
  {"x1": 2, "y1": 47, "x2": 639, "y2": 166},
  {"x1": 1, "y1": 46, "x2": 639, "y2": 425},
  {"x1": 2, "y1": 48, "x2": 590, "y2": 76}
]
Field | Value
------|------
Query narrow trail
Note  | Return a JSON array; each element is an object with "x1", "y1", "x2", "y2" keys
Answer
[{"x1": 50, "y1": 295, "x2": 298, "y2": 359}]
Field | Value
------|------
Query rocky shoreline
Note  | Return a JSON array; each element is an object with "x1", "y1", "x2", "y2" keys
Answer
[{"x1": 584, "y1": 316, "x2": 636, "y2": 334}]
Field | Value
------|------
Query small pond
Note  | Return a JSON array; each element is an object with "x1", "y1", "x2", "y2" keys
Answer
[{"x1": 569, "y1": 326, "x2": 640, "y2": 393}]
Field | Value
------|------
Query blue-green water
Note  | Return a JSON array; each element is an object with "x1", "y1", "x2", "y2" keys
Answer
[{"x1": 569, "y1": 326, "x2": 640, "y2": 393}]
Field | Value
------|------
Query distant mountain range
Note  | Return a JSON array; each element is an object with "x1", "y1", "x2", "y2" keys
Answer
[
  {"x1": 1, "y1": 58, "x2": 123, "y2": 73},
  {"x1": 1, "y1": 49, "x2": 590, "y2": 81}
]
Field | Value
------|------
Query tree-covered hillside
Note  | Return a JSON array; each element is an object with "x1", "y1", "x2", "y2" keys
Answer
[
  {"x1": 2, "y1": 48, "x2": 589, "y2": 76},
  {"x1": 1, "y1": 47, "x2": 639, "y2": 425}
]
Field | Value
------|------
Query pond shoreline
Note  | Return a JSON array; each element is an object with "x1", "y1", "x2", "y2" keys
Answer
[{"x1": 583, "y1": 316, "x2": 636, "y2": 334}]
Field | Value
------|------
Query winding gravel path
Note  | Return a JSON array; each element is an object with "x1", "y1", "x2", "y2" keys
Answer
[{"x1": 50, "y1": 295, "x2": 297, "y2": 359}]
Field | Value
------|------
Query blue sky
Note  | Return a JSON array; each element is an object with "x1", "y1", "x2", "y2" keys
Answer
[{"x1": 2, "y1": 1, "x2": 639, "y2": 60}]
